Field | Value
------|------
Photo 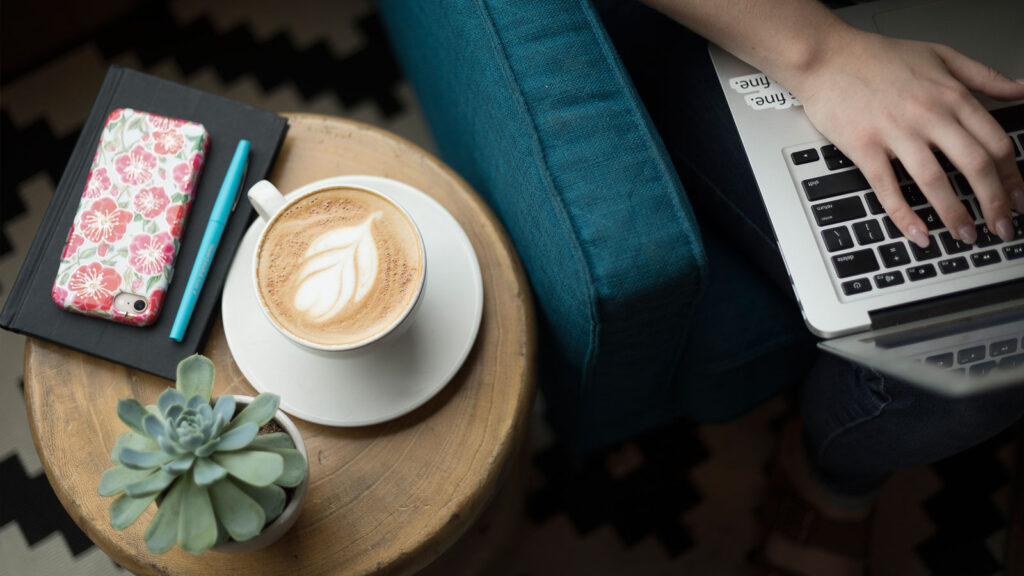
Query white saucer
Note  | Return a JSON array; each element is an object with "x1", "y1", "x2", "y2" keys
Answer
[{"x1": 222, "y1": 175, "x2": 484, "y2": 426}]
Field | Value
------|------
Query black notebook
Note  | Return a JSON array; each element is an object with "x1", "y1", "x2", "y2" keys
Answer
[{"x1": 0, "y1": 66, "x2": 288, "y2": 380}]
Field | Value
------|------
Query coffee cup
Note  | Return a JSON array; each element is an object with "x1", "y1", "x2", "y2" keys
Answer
[{"x1": 248, "y1": 180, "x2": 427, "y2": 355}]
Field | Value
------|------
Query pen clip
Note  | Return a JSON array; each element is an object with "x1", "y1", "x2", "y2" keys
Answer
[{"x1": 231, "y1": 160, "x2": 249, "y2": 213}]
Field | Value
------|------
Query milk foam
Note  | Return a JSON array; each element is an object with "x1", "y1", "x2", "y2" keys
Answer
[{"x1": 293, "y1": 213, "x2": 381, "y2": 321}]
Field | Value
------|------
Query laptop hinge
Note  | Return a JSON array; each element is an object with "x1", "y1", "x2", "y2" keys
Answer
[{"x1": 869, "y1": 278, "x2": 1024, "y2": 330}]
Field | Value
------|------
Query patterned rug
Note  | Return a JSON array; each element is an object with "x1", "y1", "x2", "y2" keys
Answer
[{"x1": 1, "y1": 1, "x2": 1020, "y2": 575}]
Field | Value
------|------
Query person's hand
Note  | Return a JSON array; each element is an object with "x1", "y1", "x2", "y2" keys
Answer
[{"x1": 785, "y1": 28, "x2": 1024, "y2": 248}]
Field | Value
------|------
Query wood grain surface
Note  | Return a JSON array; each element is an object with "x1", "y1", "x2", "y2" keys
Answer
[{"x1": 24, "y1": 114, "x2": 536, "y2": 576}]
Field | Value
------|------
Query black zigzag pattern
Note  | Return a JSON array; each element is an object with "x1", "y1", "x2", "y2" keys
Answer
[
  {"x1": 527, "y1": 420, "x2": 708, "y2": 557},
  {"x1": 0, "y1": 454, "x2": 95, "y2": 556},
  {"x1": 916, "y1": 431, "x2": 1013, "y2": 576},
  {"x1": 91, "y1": 2, "x2": 403, "y2": 116}
]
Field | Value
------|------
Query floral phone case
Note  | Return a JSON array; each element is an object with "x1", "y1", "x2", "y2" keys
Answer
[{"x1": 52, "y1": 108, "x2": 209, "y2": 326}]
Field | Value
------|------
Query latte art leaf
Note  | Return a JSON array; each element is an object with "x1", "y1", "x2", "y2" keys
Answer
[{"x1": 293, "y1": 213, "x2": 381, "y2": 321}]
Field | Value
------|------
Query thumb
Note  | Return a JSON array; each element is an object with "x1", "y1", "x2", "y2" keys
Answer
[{"x1": 935, "y1": 45, "x2": 1024, "y2": 101}]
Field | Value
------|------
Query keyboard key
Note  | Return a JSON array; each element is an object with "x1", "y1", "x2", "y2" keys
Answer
[
  {"x1": 991, "y1": 104, "x2": 1024, "y2": 133},
  {"x1": 1013, "y1": 215, "x2": 1024, "y2": 239},
  {"x1": 864, "y1": 192, "x2": 885, "y2": 215},
  {"x1": 939, "y1": 257, "x2": 970, "y2": 274},
  {"x1": 813, "y1": 197, "x2": 866, "y2": 226},
  {"x1": 998, "y1": 353, "x2": 1024, "y2": 370},
  {"x1": 958, "y1": 345, "x2": 986, "y2": 365},
  {"x1": 882, "y1": 217, "x2": 903, "y2": 239},
  {"x1": 853, "y1": 220, "x2": 885, "y2": 245},
  {"x1": 991, "y1": 339, "x2": 1019, "y2": 358},
  {"x1": 832, "y1": 249, "x2": 880, "y2": 278},
  {"x1": 969, "y1": 361, "x2": 998, "y2": 377},
  {"x1": 906, "y1": 264, "x2": 937, "y2": 281},
  {"x1": 821, "y1": 144, "x2": 843, "y2": 159},
  {"x1": 953, "y1": 173, "x2": 973, "y2": 197},
  {"x1": 975, "y1": 223, "x2": 1003, "y2": 247},
  {"x1": 926, "y1": 352, "x2": 954, "y2": 368},
  {"x1": 939, "y1": 231, "x2": 973, "y2": 254},
  {"x1": 841, "y1": 278, "x2": 872, "y2": 296},
  {"x1": 892, "y1": 159, "x2": 911, "y2": 183},
  {"x1": 874, "y1": 270, "x2": 905, "y2": 288},
  {"x1": 934, "y1": 150, "x2": 956, "y2": 172},
  {"x1": 1015, "y1": 135, "x2": 1022, "y2": 158},
  {"x1": 821, "y1": 226, "x2": 854, "y2": 252},
  {"x1": 792, "y1": 148, "x2": 820, "y2": 165},
  {"x1": 803, "y1": 170, "x2": 870, "y2": 202},
  {"x1": 916, "y1": 207, "x2": 944, "y2": 231},
  {"x1": 1004, "y1": 243, "x2": 1024, "y2": 260},
  {"x1": 826, "y1": 156, "x2": 854, "y2": 170},
  {"x1": 961, "y1": 199, "x2": 976, "y2": 221},
  {"x1": 879, "y1": 242, "x2": 911, "y2": 267},
  {"x1": 901, "y1": 184, "x2": 928, "y2": 206},
  {"x1": 910, "y1": 235, "x2": 941, "y2": 261},
  {"x1": 970, "y1": 250, "x2": 1001, "y2": 267}
]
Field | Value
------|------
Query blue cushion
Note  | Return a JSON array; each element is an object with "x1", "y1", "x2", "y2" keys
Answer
[{"x1": 379, "y1": 0, "x2": 814, "y2": 451}]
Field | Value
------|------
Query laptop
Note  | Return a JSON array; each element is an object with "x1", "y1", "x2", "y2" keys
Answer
[{"x1": 707, "y1": 0, "x2": 1024, "y2": 395}]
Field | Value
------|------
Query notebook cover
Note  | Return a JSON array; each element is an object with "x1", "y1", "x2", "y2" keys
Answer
[{"x1": 0, "y1": 66, "x2": 288, "y2": 380}]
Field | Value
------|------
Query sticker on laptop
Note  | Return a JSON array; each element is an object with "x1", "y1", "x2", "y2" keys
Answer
[{"x1": 729, "y1": 73, "x2": 802, "y2": 111}]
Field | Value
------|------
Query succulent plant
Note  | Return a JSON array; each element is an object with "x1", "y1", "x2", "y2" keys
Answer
[{"x1": 98, "y1": 354, "x2": 307, "y2": 555}]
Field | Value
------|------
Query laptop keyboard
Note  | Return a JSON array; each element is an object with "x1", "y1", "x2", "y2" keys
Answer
[
  {"x1": 786, "y1": 103, "x2": 1024, "y2": 299},
  {"x1": 923, "y1": 335, "x2": 1024, "y2": 379}
]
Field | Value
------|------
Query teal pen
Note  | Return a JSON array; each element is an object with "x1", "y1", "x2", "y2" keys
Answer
[{"x1": 170, "y1": 140, "x2": 250, "y2": 341}]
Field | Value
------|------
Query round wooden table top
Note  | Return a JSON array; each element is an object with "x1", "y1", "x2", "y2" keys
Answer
[{"x1": 24, "y1": 114, "x2": 537, "y2": 576}]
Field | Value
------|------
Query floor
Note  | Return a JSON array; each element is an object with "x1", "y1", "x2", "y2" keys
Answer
[{"x1": 1, "y1": 1, "x2": 1020, "y2": 574}]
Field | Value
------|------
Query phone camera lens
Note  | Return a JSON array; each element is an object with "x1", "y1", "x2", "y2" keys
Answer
[{"x1": 133, "y1": 299, "x2": 147, "y2": 312}]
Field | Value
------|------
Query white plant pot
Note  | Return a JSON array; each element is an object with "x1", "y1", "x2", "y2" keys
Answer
[{"x1": 213, "y1": 395, "x2": 309, "y2": 553}]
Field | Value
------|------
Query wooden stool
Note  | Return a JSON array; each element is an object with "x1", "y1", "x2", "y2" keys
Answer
[{"x1": 24, "y1": 114, "x2": 536, "y2": 576}]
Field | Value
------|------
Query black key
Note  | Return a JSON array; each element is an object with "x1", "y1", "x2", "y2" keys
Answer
[
  {"x1": 953, "y1": 173, "x2": 974, "y2": 197},
  {"x1": 821, "y1": 144, "x2": 843, "y2": 159},
  {"x1": 892, "y1": 159, "x2": 911, "y2": 183},
  {"x1": 853, "y1": 220, "x2": 885, "y2": 245},
  {"x1": 934, "y1": 150, "x2": 956, "y2": 172},
  {"x1": 1015, "y1": 135, "x2": 1022, "y2": 159},
  {"x1": 990, "y1": 103, "x2": 1024, "y2": 133},
  {"x1": 958, "y1": 345, "x2": 986, "y2": 365},
  {"x1": 961, "y1": 199, "x2": 976, "y2": 221},
  {"x1": 874, "y1": 270, "x2": 905, "y2": 288},
  {"x1": 998, "y1": 353, "x2": 1024, "y2": 370},
  {"x1": 926, "y1": 352, "x2": 954, "y2": 368},
  {"x1": 1019, "y1": 159, "x2": 1024, "y2": 180},
  {"x1": 906, "y1": 264, "x2": 937, "y2": 281},
  {"x1": 803, "y1": 170, "x2": 870, "y2": 202},
  {"x1": 826, "y1": 156, "x2": 854, "y2": 170},
  {"x1": 832, "y1": 249, "x2": 880, "y2": 278},
  {"x1": 813, "y1": 197, "x2": 866, "y2": 226},
  {"x1": 879, "y1": 242, "x2": 911, "y2": 267},
  {"x1": 841, "y1": 278, "x2": 872, "y2": 296},
  {"x1": 910, "y1": 235, "x2": 941, "y2": 261},
  {"x1": 864, "y1": 192, "x2": 885, "y2": 215},
  {"x1": 939, "y1": 256, "x2": 970, "y2": 274},
  {"x1": 792, "y1": 148, "x2": 819, "y2": 165},
  {"x1": 969, "y1": 361, "x2": 998, "y2": 378},
  {"x1": 1013, "y1": 215, "x2": 1024, "y2": 239},
  {"x1": 991, "y1": 338, "x2": 1019, "y2": 358},
  {"x1": 970, "y1": 250, "x2": 1001, "y2": 267},
  {"x1": 916, "y1": 207, "x2": 944, "y2": 231},
  {"x1": 939, "y1": 231, "x2": 973, "y2": 254},
  {"x1": 821, "y1": 226, "x2": 854, "y2": 252},
  {"x1": 975, "y1": 223, "x2": 1003, "y2": 247},
  {"x1": 901, "y1": 184, "x2": 928, "y2": 206},
  {"x1": 882, "y1": 217, "x2": 903, "y2": 239},
  {"x1": 1004, "y1": 243, "x2": 1024, "y2": 260}
]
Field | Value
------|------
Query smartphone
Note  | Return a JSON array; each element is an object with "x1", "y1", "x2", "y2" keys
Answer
[{"x1": 52, "y1": 108, "x2": 209, "y2": 326}]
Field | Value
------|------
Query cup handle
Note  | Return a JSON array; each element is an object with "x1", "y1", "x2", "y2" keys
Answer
[{"x1": 248, "y1": 180, "x2": 286, "y2": 222}]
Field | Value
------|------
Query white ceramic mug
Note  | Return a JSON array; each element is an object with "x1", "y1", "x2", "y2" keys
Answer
[{"x1": 248, "y1": 179, "x2": 427, "y2": 356}]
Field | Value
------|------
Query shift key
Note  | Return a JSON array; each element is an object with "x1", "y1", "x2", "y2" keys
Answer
[
  {"x1": 832, "y1": 249, "x2": 880, "y2": 278},
  {"x1": 813, "y1": 196, "x2": 867, "y2": 226}
]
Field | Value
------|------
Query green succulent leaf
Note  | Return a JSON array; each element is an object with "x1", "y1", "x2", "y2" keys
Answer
[
  {"x1": 157, "y1": 388, "x2": 187, "y2": 416},
  {"x1": 195, "y1": 437, "x2": 221, "y2": 458},
  {"x1": 125, "y1": 469, "x2": 177, "y2": 498},
  {"x1": 248, "y1": 432, "x2": 296, "y2": 451},
  {"x1": 177, "y1": 473, "x2": 218, "y2": 555},
  {"x1": 272, "y1": 449, "x2": 307, "y2": 488},
  {"x1": 110, "y1": 491, "x2": 158, "y2": 530},
  {"x1": 224, "y1": 394, "x2": 280, "y2": 433},
  {"x1": 160, "y1": 454, "x2": 197, "y2": 476},
  {"x1": 211, "y1": 450, "x2": 283, "y2": 487},
  {"x1": 209, "y1": 478, "x2": 266, "y2": 542},
  {"x1": 187, "y1": 395, "x2": 207, "y2": 411},
  {"x1": 211, "y1": 396, "x2": 235, "y2": 435},
  {"x1": 165, "y1": 404, "x2": 184, "y2": 422},
  {"x1": 142, "y1": 413, "x2": 169, "y2": 444},
  {"x1": 176, "y1": 354, "x2": 214, "y2": 402},
  {"x1": 143, "y1": 476, "x2": 187, "y2": 554},
  {"x1": 98, "y1": 465, "x2": 156, "y2": 497},
  {"x1": 111, "y1": 432, "x2": 159, "y2": 463},
  {"x1": 232, "y1": 479, "x2": 286, "y2": 524},
  {"x1": 214, "y1": 422, "x2": 259, "y2": 452},
  {"x1": 193, "y1": 457, "x2": 228, "y2": 486},
  {"x1": 156, "y1": 434, "x2": 184, "y2": 457},
  {"x1": 116, "y1": 399, "x2": 149, "y2": 435},
  {"x1": 119, "y1": 447, "x2": 176, "y2": 470}
]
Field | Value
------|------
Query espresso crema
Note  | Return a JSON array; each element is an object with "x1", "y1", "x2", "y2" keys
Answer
[{"x1": 256, "y1": 187, "x2": 424, "y2": 347}]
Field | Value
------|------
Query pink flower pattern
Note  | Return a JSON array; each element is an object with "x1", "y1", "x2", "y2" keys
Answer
[{"x1": 53, "y1": 108, "x2": 208, "y2": 325}]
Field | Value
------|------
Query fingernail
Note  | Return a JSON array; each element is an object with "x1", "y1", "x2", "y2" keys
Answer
[
  {"x1": 996, "y1": 218, "x2": 1015, "y2": 242},
  {"x1": 908, "y1": 226, "x2": 930, "y2": 249},
  {"x1": 958, "y1": 224, "x2": 977, "y2": 244}
]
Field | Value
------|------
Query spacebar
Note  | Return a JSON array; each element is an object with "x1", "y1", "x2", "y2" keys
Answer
[{"x1": 802, "y1": 169, "x2": 870, "y2": 202}]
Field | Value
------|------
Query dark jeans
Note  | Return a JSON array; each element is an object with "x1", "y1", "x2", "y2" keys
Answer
[{"x1": 599, "y1": 0, "x2": 1024, "y2": 495}]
